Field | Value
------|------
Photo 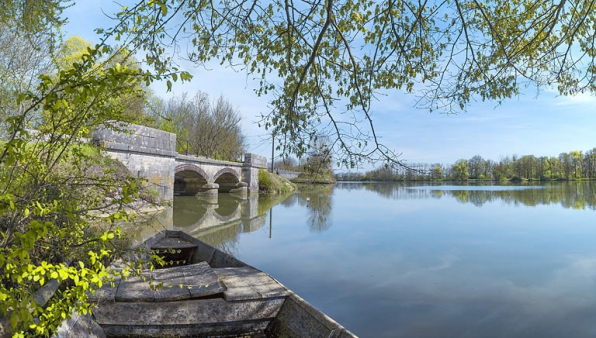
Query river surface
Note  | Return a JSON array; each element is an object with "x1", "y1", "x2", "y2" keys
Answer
[{"x1": 141, "y1": 181, "x2": 596, "y2": 337}]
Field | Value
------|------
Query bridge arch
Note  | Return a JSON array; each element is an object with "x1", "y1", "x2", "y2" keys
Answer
[
  {"x1": 213, "y1": 168, "x2": 241, "y2": 193},
  {"x1": 174, "y1": 164, "x2": 210, "y2": 196},
  {"x1": 175, "y1": 164, "x2": 210, "y2": 181},
  {"x1": 213, "y1": 168, "x2": 240, "y2": 182}
]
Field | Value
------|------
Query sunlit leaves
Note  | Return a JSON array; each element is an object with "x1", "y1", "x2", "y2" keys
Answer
[
  {"x1": 111, "y1": 0, "x2": 596, "y2": 167},
  {"x1": 0, "y1": 4, "x2": 155, "y2": 337}
]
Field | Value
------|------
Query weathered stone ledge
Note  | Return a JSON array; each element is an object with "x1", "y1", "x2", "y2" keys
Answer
[{"x1": 176, "y1": 154, "x2": 243, "y2": 167}]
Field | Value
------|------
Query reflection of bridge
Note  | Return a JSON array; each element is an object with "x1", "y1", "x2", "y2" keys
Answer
[
  {"x1": 123, "y1": 194, "x2": 267, "y2": 249},
  {"x1": 93, "y1": 124, "x2": 267, "y2": 201},
  {"x1": 173, "y1": 194, "x2": 266, "y2": 238}
]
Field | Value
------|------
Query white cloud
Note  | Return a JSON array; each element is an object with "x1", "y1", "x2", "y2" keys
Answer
[{"x1": 554, "y1": 92, "x2": 596, "y2": 106}]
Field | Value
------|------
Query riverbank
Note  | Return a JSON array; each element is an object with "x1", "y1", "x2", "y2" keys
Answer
[
  {"x1": 258, "y1": 169, "x2": 297, "y2": 194},
  {"x1": 291, "y1": 171, "x2": 336, "y2": 185}
]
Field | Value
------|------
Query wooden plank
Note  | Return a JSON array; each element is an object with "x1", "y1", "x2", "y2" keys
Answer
[
  {"x1": 214, "y1": 267, "x2": 288, "y2": 301},
  {"x1": 102, "y1": 321, "x2": 270, "y2": 338},
  {"x1": 88, "y1": 276, "x2": 121, "y2": 303},
  {"x1": 115, "y1": 262, "x2": 225, "y2": 302},
  {"x1": 93, "y1": 298, "x2": 285, "y2": 326},
  {"x1": 115, "y1": 275, "x2": 169, "y2": 302},
  {"x1": 151, "y1": 237, "x2": 198, "y2": 249}
]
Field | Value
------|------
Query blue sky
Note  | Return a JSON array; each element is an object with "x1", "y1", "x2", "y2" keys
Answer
[{"x1": 63, "y1": 2, "x2": 596, "y2": 170}]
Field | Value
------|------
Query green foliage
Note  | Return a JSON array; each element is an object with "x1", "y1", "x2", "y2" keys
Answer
[
  {"x1": 292, "y1": 171, "x2": 337, "y2": 185},
  {"x1": 114, "y1": 0, "x2": 596, "y2": 168},
  {"x1": 450, "y1": 160, "x2": 470, "y2": 181},
  {"x1": 0, "y1": 7, "x2": 55, "y2": 138},
  {"x1": 0, "y1": 4, "x2": 191, "y2": 336},
  {"x1": 0, "y1": 137, "x2": 141, "y2": 336},
  {"x1": 258, "y1": 169, "x2": 297, "y2": 194},
  {"x1": 6, "y1": 0, "x2": 596, "y2": 334},
  {"x1": 292, "y1": 137, "x2": 335, "y2": 184},
  {"x1": 53, "y1": 36, "x2": 93, "y2": 71},
  {"x1": 48, "y1": 36, "x2": 153, "y2": 132},
  {"x1": 0, "y1": 1, "x2": 69, "y2": 38},
  {"x1": 150, "y1": 92, "x2": 246, "y2": 161}
]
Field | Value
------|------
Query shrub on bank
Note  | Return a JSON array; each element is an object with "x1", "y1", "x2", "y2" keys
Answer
[
  {"x1": 291, "y1": 170, "x2": 336, "y2": 185},
  {"x1": 259, "y1": 169, "x2": 297, "y2": 194}
]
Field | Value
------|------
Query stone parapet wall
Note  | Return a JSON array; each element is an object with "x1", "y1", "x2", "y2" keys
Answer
[
  {"x1": 176, "y1": 154, "x2": 243, "y2": 168},
  {"x1": 244, "y1": 153, "x2": 267, "y2": 169},
  {"x1": 93, "y1": 124, "x2": 176, "y2": 157}
]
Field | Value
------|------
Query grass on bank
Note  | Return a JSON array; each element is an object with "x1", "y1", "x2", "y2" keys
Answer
[{"x1": 259, "y1": 169, "x2": 297, "y2": 194}]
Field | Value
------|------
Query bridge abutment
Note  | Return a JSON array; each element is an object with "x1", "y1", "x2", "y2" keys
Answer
[
  {"x1": 93, "y1": 124, "x2": 177, "y2": 202},
  {"x1": 242, "y1": 154, "x2": 267, "y2": 192}
]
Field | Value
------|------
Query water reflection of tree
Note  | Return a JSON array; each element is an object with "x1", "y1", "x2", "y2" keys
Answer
[
  {"x1": 449, "y1": 182, "x2": 596, "y2": 210},
  {"x1": 337, "y1": 182, "x2": 437, "y2": 200},
  {"x1": 336, "y1": 181, "x2": 596, "y2": 210},
  {"x1": 292, "y1": 185, "x2": 335, "y2": 233}
]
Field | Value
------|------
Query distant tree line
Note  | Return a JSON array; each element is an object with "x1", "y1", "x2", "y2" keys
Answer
[{"x1": 337, "y1": 149, "x2": 596, "y2": 181}]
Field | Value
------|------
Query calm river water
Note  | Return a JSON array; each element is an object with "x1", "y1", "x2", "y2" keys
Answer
[{"x1": 143, "y1": 181, "x2": 596, "y2": 337}]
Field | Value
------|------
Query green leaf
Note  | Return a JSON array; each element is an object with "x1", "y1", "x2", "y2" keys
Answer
[
  {"x1": 16, "y1": 93, "x2": 26, "y2": 105},
  {"x1": 10, "y1": 313, "x2": 17, "y2": 329}
]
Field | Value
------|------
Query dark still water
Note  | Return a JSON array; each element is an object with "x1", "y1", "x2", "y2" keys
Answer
[{"x1": 168, "y1": 182, "x2": 596, "y2": 338}]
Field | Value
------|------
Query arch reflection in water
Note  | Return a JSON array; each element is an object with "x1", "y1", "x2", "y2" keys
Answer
[
  {"x1": 171, "y1": 191, "x2": 324, "y2": 255},
  {"x1": 172, "y1": 194, "x2": 266, "y2": 256}
]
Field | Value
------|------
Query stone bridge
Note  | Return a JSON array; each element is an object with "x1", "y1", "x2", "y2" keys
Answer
[{"x1": 93, "y1": 124, "x2": 267, "y2": 201}]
